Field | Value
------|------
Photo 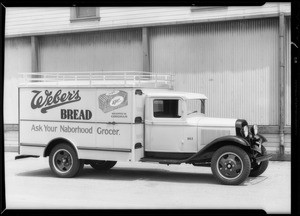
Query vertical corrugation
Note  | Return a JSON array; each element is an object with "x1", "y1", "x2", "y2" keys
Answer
[
  {"x1": 150, "y1": 18, "x2": 279, "y2": 125},
  {"x1": 285, "y1": 16, "x2": 291, "y2": 126},
  {"x1": 4, "y1": 37, "x2": 31, "y2": 124},
  {"x1": 39, "y1": 28, "x2": 143, "y2": 72}
]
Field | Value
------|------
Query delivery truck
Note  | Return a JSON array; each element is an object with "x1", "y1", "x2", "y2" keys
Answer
[{"x1": 16, "y1": 71, "x2": 272, "y2": 185}]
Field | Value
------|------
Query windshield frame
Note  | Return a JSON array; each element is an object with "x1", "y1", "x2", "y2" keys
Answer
[{"x1": 185, "y1": 98, "x2": 206, "y2": 116}]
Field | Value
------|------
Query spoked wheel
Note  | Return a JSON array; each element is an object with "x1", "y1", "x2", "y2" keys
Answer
[
  {"x1": 49, "y1": 144, "x2": 84, "y2": 178},
  {"x1": 89, "y1": 160, "x2": 117, "y2": 170},
  {"x1": 211, "y1": 145, "x2": 251, "y2": 185}
]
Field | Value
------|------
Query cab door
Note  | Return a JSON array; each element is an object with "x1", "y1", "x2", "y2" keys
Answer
[{"x1": 145, "y1": 97, "x2": 189, "y2": 153}]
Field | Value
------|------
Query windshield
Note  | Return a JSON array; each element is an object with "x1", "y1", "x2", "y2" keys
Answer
[{"x1": 186, "y1": 99, "x2": 205, "y2": 115}]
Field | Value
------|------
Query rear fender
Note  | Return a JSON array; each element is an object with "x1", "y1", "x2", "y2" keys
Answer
[{"x1": 43, "y1": 137, "x2": 78, "y2": 157}]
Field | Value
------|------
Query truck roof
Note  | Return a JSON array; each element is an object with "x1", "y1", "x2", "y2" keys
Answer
[{"x1": 18, "y1": 71, "x2": 174, "y2": 89}]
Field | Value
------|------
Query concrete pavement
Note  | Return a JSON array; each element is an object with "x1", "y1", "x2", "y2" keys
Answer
[{"x1": 4, "y1": 152, "x2": 290, "y2": 213}]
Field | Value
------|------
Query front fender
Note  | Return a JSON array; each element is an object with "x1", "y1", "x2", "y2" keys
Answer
[
  {"x1": 200, "y1": 135, "x2": 250, "y2": 153},
  {"x1": 186, "y1": 135, "x2": 250, "y2": 162}
]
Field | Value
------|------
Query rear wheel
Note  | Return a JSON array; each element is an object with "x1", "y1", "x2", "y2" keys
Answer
[
  {"x1": 89, "y1": 160, "x2": 117, "y2": 170},
  {"x1": 211, "y1": 145, "x2": 251, "y2": 185},
  {"x1": 49, "y1": 143, "x2": 84, "y2": 178},
  {"x1": 249, "y1": 145, "x2": 269, "y2": 177}
]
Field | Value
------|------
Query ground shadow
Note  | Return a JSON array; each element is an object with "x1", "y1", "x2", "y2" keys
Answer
[
  {"x1": 17, "y1": 166, "x2": 218, "y2": 185},
  {"x1": 16, "y1": 166, "x2": 268, "y2": 186}
]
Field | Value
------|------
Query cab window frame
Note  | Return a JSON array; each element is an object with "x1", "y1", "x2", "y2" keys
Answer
[{"x1": 152, "y1": 98, "x2": 183, "y2": 119}]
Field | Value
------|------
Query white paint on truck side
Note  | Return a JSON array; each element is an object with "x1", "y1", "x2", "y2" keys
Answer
[{"x1": 19, "y1": 87, "x2": 144, "y2": 162}]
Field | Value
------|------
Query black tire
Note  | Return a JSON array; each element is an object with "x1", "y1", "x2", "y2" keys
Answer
[
  {"x1": 211, "y1": 145, "x2": 251, "y2": 185},
  {"x1": 249, "y1": 145, "x2": 269, "y2": 177},
  {"x1": 49, "y1": 143, "x2": 84, "y2": 178},
  {"x1": 89, "y1": 160, "x2": 117, "y2": 170}
]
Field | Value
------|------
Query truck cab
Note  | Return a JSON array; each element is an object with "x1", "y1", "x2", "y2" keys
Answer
[{"x1": 144, "y1": 91, "x2": 208, "y2": 156}]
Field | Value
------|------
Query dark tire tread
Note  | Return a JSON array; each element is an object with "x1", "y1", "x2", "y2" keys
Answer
[{"x1": 89, "y1": 160, "x2": 117, "y2": 170}]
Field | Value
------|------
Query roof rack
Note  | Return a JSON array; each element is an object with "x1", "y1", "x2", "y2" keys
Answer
[{"x1": 19, "y1": 71, "x2": 175, "y2": 89}]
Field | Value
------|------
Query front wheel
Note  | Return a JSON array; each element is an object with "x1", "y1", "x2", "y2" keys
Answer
[
  {"x1": 49, "y1": 143, "x2": 84, "y2": 178},
  {"x1": 89, "y1": 160, "x2": 117, "y2": 170},
  {"x1": 211, "y1": 145, "x2": 251, "y2": 185}
]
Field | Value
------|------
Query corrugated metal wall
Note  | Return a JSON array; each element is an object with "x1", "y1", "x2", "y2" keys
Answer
[
  {"x1": 5, "y1": 4, "x2": 290, "y2": 37},
  {"x1": 285, "y1": 16, "x2": 291, "y2": 126},
  {"x1": 149, "y1": 18, "x2": 279, "y2": 125},
  {"x1": 4, "y1": 37, "x2": 31, "y2": 124},
  {"x1": 39, "y1": 28, "x2": 143, "y2": 72}
]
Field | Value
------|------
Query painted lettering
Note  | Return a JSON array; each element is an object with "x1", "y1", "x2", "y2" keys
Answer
[
  {"x1": 31, "y1": 124, "x2": 43, "y2": 132},
  {"x1": 31, "y1": 89, "x2": 81, "y2": 113},
  {"x1": 61, "y1": 109, "x2": 92, "y2": 120},
  {"x1": 60, "y1": 125, "x2": 93, "y2": 134},
  {"x1": 44, "y1": 125, "x2": 57, "y2": 132},
  {"x1": 97, "y1": 127, "x2": 120, "y2": 135}
]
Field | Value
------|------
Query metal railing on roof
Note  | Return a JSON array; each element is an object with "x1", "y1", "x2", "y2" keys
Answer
[{"x1": 19, "y1": 71, "x2": 175, "y2": 89}]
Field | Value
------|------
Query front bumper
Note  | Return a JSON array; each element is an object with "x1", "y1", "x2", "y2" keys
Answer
[{"x1": 255, "y1": 154, "x2": 272, "y2": 163}]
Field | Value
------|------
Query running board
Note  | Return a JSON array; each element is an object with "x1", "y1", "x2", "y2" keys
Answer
[
  {"x1": 140, "y1": 157, "x2": 184, "y2": 164},
  {"x1": 15, "y1": 155, "x2": 40, "y2": 160}
]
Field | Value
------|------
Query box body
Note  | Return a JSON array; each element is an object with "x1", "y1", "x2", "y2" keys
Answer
[{"x1": 19, "y1": 87, "x2": 144, "y2": 162}]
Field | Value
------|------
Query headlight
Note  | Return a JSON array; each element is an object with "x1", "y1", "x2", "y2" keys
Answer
[
  {"x1": 235, "y1": 119, "x2": 249, "y2": 137},
  {"x1": 242, "y1": 125, "x2": 249, "y2": 137},
  {"x1": 250, "y1": 124, "x2": 258, "y2": 135}
]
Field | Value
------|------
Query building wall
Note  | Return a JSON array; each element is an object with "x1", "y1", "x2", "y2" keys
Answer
[
  {"x1": 150, "y1": 18, "x2": 280, "y2": 125},
  {"x1": 39, "y1": 29, "x2": 143, "y2": 72},
  {"x1": 4, "y1": 37, "x2": 31, "y2": 124},
  {"x1": 5, "y1": 4, "x2": 290, "y2": 37}
]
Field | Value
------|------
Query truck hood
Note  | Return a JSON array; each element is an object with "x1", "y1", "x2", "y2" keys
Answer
[{"x1": 186, "y1": 116, "x2": 237, "y2": 127}]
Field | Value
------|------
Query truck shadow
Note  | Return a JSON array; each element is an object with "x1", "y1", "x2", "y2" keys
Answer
[
  {"x1": 17, "y1": 166, "x2": 218, "y2": 185},
  {"x1": 82, "y1": 167, "x2": 217, "y2": 185},
  {"x1": 16, "y1": 166, "x2": 267, "y2": 185}
]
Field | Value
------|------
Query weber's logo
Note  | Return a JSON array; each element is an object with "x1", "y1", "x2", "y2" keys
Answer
[
  {"x1": 98, "y1": 90, "x2": 128, "y2": 113},
  {"x1": 31, "y1": 90, "x2": 81, "y2": 113}
]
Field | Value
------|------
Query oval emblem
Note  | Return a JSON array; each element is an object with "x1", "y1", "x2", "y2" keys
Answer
[{"x1": 110, "y1": 96, "x2": 124, "y2": 107}]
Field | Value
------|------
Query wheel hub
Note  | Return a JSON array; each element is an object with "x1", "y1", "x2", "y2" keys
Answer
[
  {"x1": 53, "y1": 150, "x2": 73, "y2": 173},
  {"x1": 217, "y1": 152, "x2": 243, "y2": 179}
]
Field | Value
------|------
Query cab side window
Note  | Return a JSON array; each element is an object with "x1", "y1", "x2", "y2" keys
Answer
[{"x1": 153, "y1": 99, "x2": 181, "y2": 118}]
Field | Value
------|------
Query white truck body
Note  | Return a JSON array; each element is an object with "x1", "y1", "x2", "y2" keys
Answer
[{"x1": 16, "y1": 71, "x2": 271, "y2": 185}]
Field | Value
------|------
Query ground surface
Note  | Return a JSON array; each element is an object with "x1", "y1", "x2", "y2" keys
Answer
[{"x1": 4, "y1": 152, "x2": 290, "y2": 213}]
